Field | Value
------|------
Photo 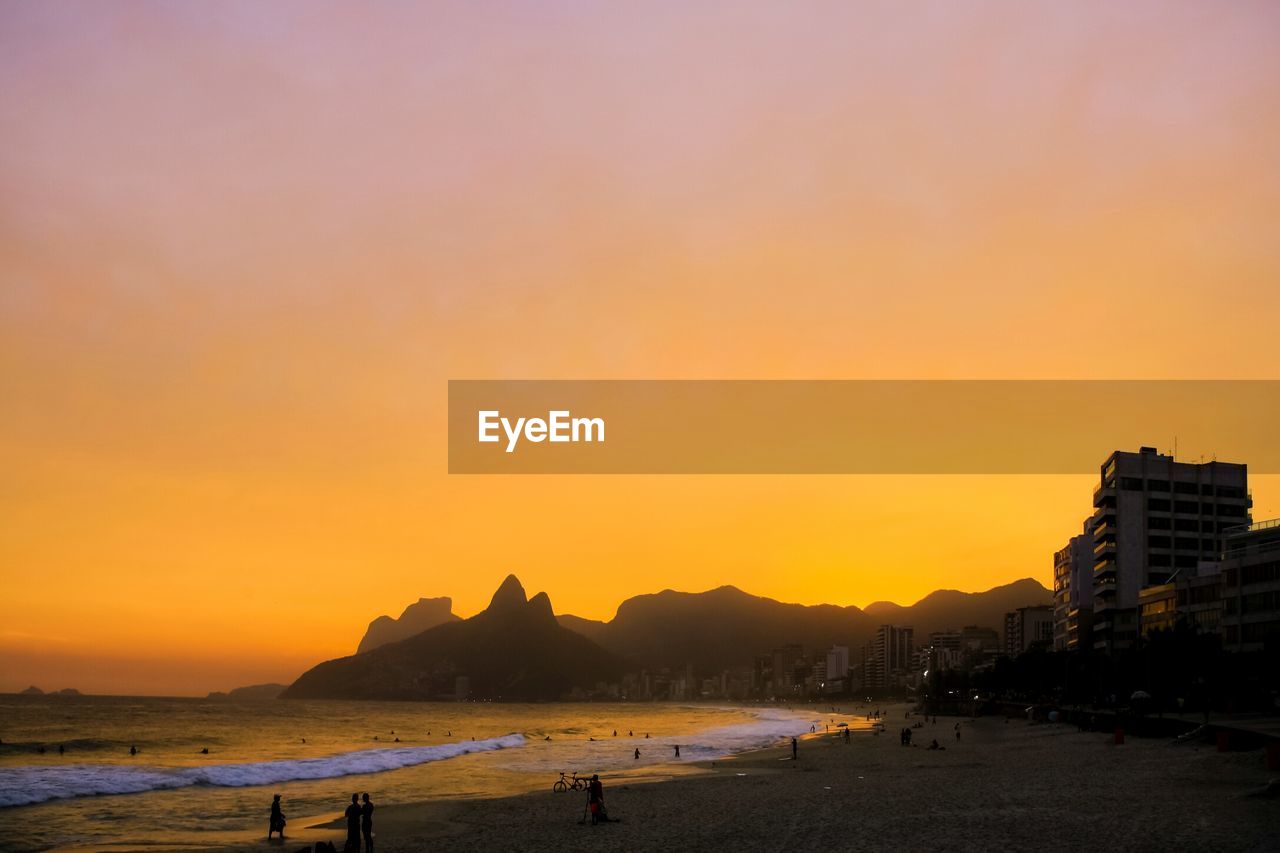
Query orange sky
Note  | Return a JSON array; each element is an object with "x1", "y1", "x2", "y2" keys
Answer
[{"x1": 2, "y1": 2, "x2": 1279, "y2": 695}]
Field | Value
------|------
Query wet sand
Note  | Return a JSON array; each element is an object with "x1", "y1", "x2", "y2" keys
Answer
[{"x1": 190, "y1": 711, "x2": 1279, "y2": 853}]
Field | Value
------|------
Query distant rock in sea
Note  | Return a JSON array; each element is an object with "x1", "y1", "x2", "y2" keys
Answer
[
  {"x1": 206, "y1": 683, "x2": 287, "y2": 701},
  {"x1": 54, "y1": 688, "x2": 82, "y2": 696},
  {"x1": 357, "y1": 596, "x2": 460, "y2": 654},
  {"x1": 20, "y1": 686, "x2": 44, "y2": 695},
  {"x1": 284, "y1": 575, "x2": 624, "y2": 701}
]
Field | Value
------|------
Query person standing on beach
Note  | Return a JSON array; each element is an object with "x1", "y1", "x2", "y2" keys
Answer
[
  {"x1": 791, "y1": 737, "x2": 798, "y2": 760},
  {"x1": 360, "y1": 793, "x2": 374, "y2": 852},
  {"x1": 268, "y1": 794, "x2": 286, "y2": 840},
  {"x1": 634, "y1": 748, "x2": 640, "y2": 760},
  {"x1": 344, "y1": 794, "x2": 361, "y2": 851},
  {"x1": 588, "y1": 774, "x2": 605, "y2": 825},
  {"x1": 954, "y1": 723, "x2": 961, "y2": 742},
  {"x1": 673, "y1": 744, "x2": 680, "y2": 758}
]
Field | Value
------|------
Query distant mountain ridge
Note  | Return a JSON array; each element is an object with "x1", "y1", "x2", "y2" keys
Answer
[
  {"x1": 350, "y1": 577, "x2": 1051, "y2": 675},
  {"x1": 569, "y1": 578, "x2": 1049, "y2": 671},
  {"x1": 357, "y1": 597, "x2": 459, "y2": 654},
  {"x1": 286, "y1": 576, "x2": 623, "y2": 701}
]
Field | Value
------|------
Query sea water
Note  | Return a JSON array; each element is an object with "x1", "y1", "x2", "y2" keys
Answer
[{"x1": 0, "y1": 695, "x2": 859, "y2": 851}]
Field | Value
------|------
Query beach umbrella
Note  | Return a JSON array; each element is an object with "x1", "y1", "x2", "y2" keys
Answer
[
  {"x1": 836, "y1": 722, "x2": 849, "y2": 728},
  {"x1": 1131, "y1": 690, "x2": 1152, "y2": 701}
]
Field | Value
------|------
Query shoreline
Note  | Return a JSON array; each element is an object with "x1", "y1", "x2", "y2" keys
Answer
[{"x1": 177, "y1": 711, "x2": 1277, "y2": 853}]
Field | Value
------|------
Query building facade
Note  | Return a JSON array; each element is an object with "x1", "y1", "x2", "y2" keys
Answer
[
  {"x1": 1054, "y1": 517, "x2": 1096, "y2": 650},
  {"x1": 1220, "y1": 518, "x2": 1280, "y2": 652},
  {"x1": 1091, "y1": 447, "x2": 1250, "y2": 652},
  {"x1": 862, "y1": 625, "x2": 914, "y2": 692},
  {"x1": 1004, "y1": 605, "x2": 1054, "y2": 655}
]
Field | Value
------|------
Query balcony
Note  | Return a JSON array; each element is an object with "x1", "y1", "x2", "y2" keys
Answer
[
  {"x1": 1093, "y1": 538, "x2": 1117, "y2": 557},
  {"x1": 1094, "y1": 558, "x2": 1117, "y2": 579}
]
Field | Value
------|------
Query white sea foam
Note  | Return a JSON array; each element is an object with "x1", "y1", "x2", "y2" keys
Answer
[
  {"x1": 0, "y1": 733, "x2": 526, "y2": 808},
  {"x1": 656, "y1": 707, "x2": 826, "y2": 761},
  {"x1": 492, "y1": 707, "x2": 832, "y2": 774}
]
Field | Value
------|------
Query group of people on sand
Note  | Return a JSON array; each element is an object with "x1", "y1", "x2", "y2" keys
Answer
[{"x1": 268, "y1": 792, "x2": 374, "y2": 851}]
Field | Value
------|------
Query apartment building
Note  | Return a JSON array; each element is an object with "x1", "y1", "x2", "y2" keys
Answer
[{"x1": 1091, "y1": 447, "x2": 1250, "y2": 652}]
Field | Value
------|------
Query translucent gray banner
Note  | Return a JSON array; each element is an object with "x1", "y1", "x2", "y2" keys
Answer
[{"x1": 448, "y1": 380, "x2": 1278, "y2": 474}]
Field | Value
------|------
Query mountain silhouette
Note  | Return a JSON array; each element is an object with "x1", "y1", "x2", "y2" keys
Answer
[
  {"x1": 861, "y1": 578, "x2": 1051, "y2": 635},
  {"x1": 283, "y1": 575, "x2": 623, "y2": 701},
  {"x1": 577, "y1": 578, "x2": 1050, "y2": 669},
  {"x1": 357, "y1": 596, "x2": 459, "y2": 654},
  {"x1": 595, "y1": 585, "x2": 868, "y2": 671},
  {"x1": 206, "y1": 683, "x2": 287, "y2": 701}
]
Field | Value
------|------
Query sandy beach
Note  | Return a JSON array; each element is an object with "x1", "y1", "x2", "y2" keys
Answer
[{"x1": 187, "y1": 708, "x2": 1279, "y2": 853}]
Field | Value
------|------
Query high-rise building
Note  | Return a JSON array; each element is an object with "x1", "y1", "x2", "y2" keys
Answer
[
  {"x1": 1090, "y1": 447, "x2": 1250, "y2": 652},
  {"x1": 1004, "y1": 605, "x2": 1054, "y2": 655},
  {"x1": 824, "y1": 645, "x2": 850, "y2": 693},
  {"x1": 862, "y1": 625, "x2": 913, "y2": 691},
  {"x1": 770, "y1": 644, "x2": 806, "y2": 697},
  {"x1": 1219, "y1": 518, "x2": 1280, "y2": 652},
  {"x1": 1054, "y1": 518, "x2": 1096, "y2": 650}
]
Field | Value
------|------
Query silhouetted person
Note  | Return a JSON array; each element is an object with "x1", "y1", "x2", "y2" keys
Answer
[
  {"x1": 634, "y1": 748, "x2": 640, "y2": 760},
  {"x1": 843, "y1": 727, "x2": 851, "y2": 743},
  {"x1": 361, "y1": 793, "x2": 374, "y2": 852},
  {"x1": 268, "y1": 794, "x2": 286, "y2": 840},
  {"x1": 613, "y1": 730, "x2": 617, "y2": 737},
  {"x1": 673, "y1": 744, "x2": 680, "y2": 758},
  {"x1": 954, "y1": 722, "x2": 961, "y2": 742},
  {"x1": 588, "y1": 774, "x2": 605, "y2": 824},
  {"x1": 58, "y1": 744, "x2": 64, "y2": 756},
  {"x1": 129, "y1": 745, "x2": 136, "y2": 756},
  {"x1": 344, "y1": 794, "x2": 361, "y2": 851},
  {"x1": 791, "y1": 737, "x2": 798, "y2": 760},
  {"x1": 628, "y1": 730, "x2": 633, "y2": 736}
]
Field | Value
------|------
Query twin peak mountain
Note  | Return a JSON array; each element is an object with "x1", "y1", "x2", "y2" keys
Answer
[{"x1": 283, "y1": 574, "x2": 1050, "y2": 702}]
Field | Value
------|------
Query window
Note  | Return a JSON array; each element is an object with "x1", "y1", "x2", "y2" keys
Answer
[
  {"x1": 1149, "y1": 498, "x2": 1171, "y2": 512},
  {"x1": 1149, "y1": 517, "x2": 1171, "y2": 530},
  {"x1": 1148, "y1": 535, "x2": 1171, "y2": 549},
  {"x1": 1216, "y1": 486, "x2": 1246, "y2": 499},
  {"x1": 1174, "y1": 537, "x2": 1198, "y2": 550},
  {"x1": 1174, "y1": 518, "x2": 1198, "y2": 531},
  {"x1": 1150, "y1": 553, "x2": 1171, "y2": 567},
  {"x1": 1202, "y1": 539, "x2": 1217, "y2": 552},
  {"x1": 1175, "y1": 555, "x2": 1198, "y2": 568},
  {"x1": 1174, "y1": 500, "x2": 1198, "y2": 514},
  {"x1": 1149, "y1": 479, "x2": 1170, "y2": 492},
  {"x1": 1174, "y1": 482, "x2": 1198, "y2": 494},
  {"x1": 1121, "y1": 477, "x2": 1143, "y2": 490}
]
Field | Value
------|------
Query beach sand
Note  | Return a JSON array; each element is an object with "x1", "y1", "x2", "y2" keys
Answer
[{"x1": 193, "y1": 709, "x2": 1279, "y2": 853}]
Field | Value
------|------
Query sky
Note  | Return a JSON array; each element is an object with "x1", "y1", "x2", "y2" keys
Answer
[{"x1": 2, "y1": 1, "x2": 1278, "y2": 695}]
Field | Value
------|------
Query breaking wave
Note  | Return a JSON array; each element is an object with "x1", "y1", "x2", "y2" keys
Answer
[{"x1": 0, "y1": 733, "x2": 526, "y2": 808}]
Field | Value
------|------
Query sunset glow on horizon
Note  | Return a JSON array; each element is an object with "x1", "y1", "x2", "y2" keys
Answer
[{"x1": 3, "y1": 1, "x2": 1279, "y2": 694}]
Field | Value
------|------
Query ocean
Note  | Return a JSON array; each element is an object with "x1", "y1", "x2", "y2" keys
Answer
[{"x1": 0, "y1": 695, "x2": 861, "y2": 852}]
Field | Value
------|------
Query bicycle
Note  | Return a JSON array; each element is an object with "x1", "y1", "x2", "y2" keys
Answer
[{"x1": 553, "y1": 771, "x2": 587, "y2": 793}]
